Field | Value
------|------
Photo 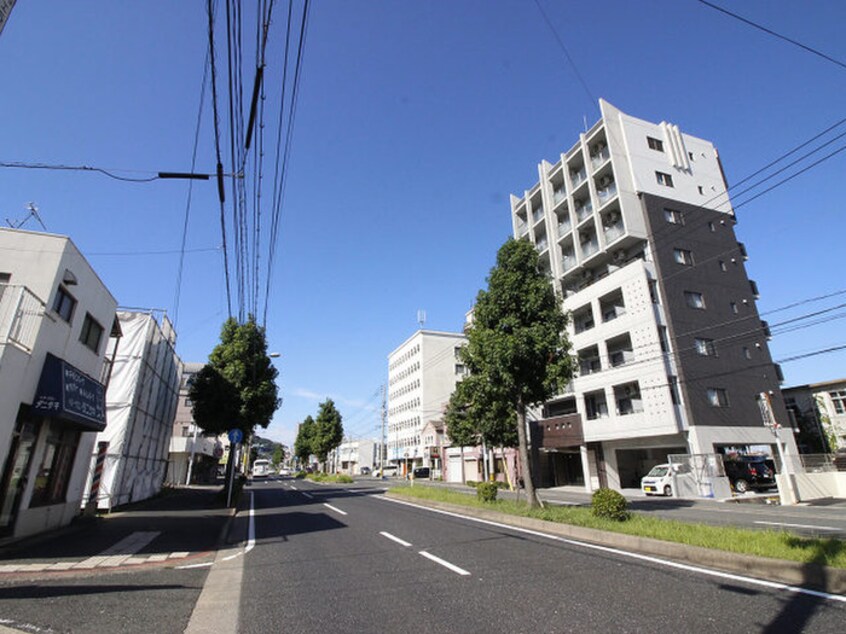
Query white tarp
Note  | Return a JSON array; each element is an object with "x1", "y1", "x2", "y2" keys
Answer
[{"x1": 82, "y1": 311, "x2": 182, "y2": 510}]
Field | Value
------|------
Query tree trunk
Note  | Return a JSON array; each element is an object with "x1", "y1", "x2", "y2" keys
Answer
[{"x1": 515, "y1": 398, "x2": 539, "y2": 507}]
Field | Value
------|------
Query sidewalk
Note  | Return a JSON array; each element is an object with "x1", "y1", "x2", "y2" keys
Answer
[{"x1": 0, "y1": 485, "x2": 236, "y2": 577}]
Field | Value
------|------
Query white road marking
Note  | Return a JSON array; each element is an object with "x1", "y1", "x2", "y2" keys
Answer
[
  {"x1": 221, "y1": 551, "x2": 244, "y2": 562},
  {"x1": 419, "y1": 551, "x2": 471, "y2": 576},
  {"x1": 754, "y1": 520, "x2": 842, "y2": 531},
  {"x1": 246, "y1": 492, "x2": 256, "y2": 553},
  {"x1": 290, "y1": 485, "x2": 298, "y2": 491},
  {"x1": 301, "y1": 492, "x2": 314, "y2": 499},
  {"x1": 379, "y1": 531, "x2": 412, "y2": 547},
  {"x1": 381, "y1": 495, "x2": 846, "y2": 603},
  {"x1": 323, "y1": 503, "x2": 347, "y2": 516},
  {"x1": 176, "y1": 562, "x2": 214, "y2": 570}
]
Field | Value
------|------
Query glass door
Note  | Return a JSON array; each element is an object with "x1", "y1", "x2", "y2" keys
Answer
[{"x1": 0, "y1": 417, "x2": 39, "y2": 534}]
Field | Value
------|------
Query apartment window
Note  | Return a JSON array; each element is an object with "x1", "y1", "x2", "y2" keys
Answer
[
  {"x1": 649, "y1": 280, "x2": 660, "y2": 304},
  {"x1": 664, "y1": 209, "x2": 684, "y2": 225},
  {"x1": 0, "y1": 272, "x2": 9, "y2": 303},
  {"x1": 647, "y1": 136, "x2": 664, "y2": 152},
  {"x1": 830, "y1": 390, "x2": 846, "y2": 415},
  {"x1": 79, "y1": 313, "x2": 104, "y2": 353},
  {"x1": 688, "y1": 152, "x2": 695, "y2": 162},
  {"x1": 730, "y1": 302, "x2": 739, "y2": 314},
  {"x1": 684, "y1": 291, "x2": 705, "y2": 310},
  {"x1": 719, "y1": 260, "x2": 727, "y2": 272},
  {"x1": 743, "y1": 346, "x2": 752, "y2": 360},
  {"x1": 694, "y1": 338, "x2": 717, "y2": 357},
  {"x1": 184, "y1": 398, "x2": 193, "y2": 407},
  {"x1": 669, "y1": 376, "x2": 681, "y2": 405},
  {"x1": 697, "y1": 186, "x2": 704, "y2": 195},
  {"x1": 708, "y1": 221, "x2": 716, "y2": 232},
  {"x1": 52, "y1": 285, "x2": 76, "y2": 323},
  {"x1": 455, "y1": 364, "x2": 466, "y2": 376},
  {"x1": 706, "y1": 388, "x2": 729, "y2": 408},
  {"x1": 29, "y1": 426, "x2": 80, "y2": 507},
  {"x1": 659, "y1": 326, "x2": 670, "y2": 353},
  {"x1": 673, "y1": 248, "x2": 694, "y2": 266},
  {"x1": 656, "y1": 172, "x2": 674, "y2": 187}
]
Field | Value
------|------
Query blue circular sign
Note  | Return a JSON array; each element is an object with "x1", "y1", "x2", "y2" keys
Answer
[{"x1": 228, "y1": 428, "x2": 243, "y2": 444}]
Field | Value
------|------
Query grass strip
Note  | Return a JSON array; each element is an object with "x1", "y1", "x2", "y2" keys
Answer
[
  {"x1": 389, "y1": 485, "x2": 846, "y2": 569},
  {"x1": 305, "y1": 473, "x2": 354, "y2": 484}
]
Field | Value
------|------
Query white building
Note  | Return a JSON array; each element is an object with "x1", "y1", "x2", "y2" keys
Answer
[
  {"x1": 335, "y1": 438, "x2": 379, "y2": 475},
  {"x1": 510, "y1": 100, "x2": 798, "y2": 491},
  {"x1": 387, "y1": 330, "x2": 466, "y2": 474},
  {"x1": 783, "y1": 379, "x2": 846, "y2": 453},
  {"x1": 0, "y1": 228, "x2": 118, "y2": 540},
  {"x1": 82, "y1": 310, "x2": 181, "y2": 510},
  {"x1": 166, "y1": 362, "x2": 224, "y2": 485}
]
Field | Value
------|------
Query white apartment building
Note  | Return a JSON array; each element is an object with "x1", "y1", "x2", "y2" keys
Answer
[
  {"x1": 387, "y1": 330, "x2": 466, "y2": 474},
  {"x1": 335, "y1": 438, "x2": 379, "y2": 475},
  {"x1": 783, "y1": 379, "x2": 846, "y2": 452},
  {"x1": 0, "y1": 228, "x2": 118, "y2": 540},
  {"x1": 511, "y1": 100, "x2": 798, "y2": 491}
]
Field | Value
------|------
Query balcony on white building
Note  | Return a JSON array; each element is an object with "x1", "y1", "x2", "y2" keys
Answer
[
  {"x1": 575, "y1": 199, "x2": 593, "y2": 223},
  {"x1": 0, "y1": 284, "x2": 47, "y2": 355}
]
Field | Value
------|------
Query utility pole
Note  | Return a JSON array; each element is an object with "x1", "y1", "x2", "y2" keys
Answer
[
  {"x1": 380, "y1": 384, "x2": 387, "y2": 477},
  {"x1": 758, "y1": 391, "x2": 797, "y2": 504}
]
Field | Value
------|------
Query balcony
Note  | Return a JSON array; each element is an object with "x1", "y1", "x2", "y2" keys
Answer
[
  {"x1": 579, "y1": 358, "x2": 602, "y2": 376},
  {"x1": 575, "y1": 200, "x2": 593, "y2": 223},
  {"x1": 570, "y1": 168, "x2": 587, "y2": 188},
  {"x1": 603, "y1": 222, "x2": 624, "y2": 243},
  {"x1": 609, "y1": 349, "x2": 635, "y2": 368},
  {"x1": 597, "y1": 182, "x2": 618, "y2": 205},
  {"x1": 561, "y1": 251, "x2": 576, "y2": 272},
  {"x1": 516, "y1": 220, "x2": 529, "y2": 236},
  {"x1": 0, "y1": 284, "x2": 47, "y2": 354},
  {"x1": 552, "y1": 186, "x2": 567, "y2": 206},
  {"x1": 590, "y1": 146, "x2": 610, "y2": 169},
  {"x1": 530, "y1": 413, "x2": 584, "y2": 448},
  {"x1": 532, "y1": 206, "x2": 545, "y2": 223},
  {"x1": 536, "y1": 236, "x2": 549, "y2": 252},
  {"x1": 580, "y1": 238, "x2": 599, "y2": 258},
  {"x1": 557, "y1": 218, "x2": 572, "y2": 237}
]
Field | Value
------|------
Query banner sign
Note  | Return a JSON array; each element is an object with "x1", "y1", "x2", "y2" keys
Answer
[{"x1": 32, "y1": 353, "x2": 107, "y2": 431}]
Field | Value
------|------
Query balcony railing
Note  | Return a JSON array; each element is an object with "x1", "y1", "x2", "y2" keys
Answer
[
  {"x1": 553, "y1": 188, "x2": 567, "y2": 205},
  {"x1": 561, "y1": 253, "x2": 576, "y2": 272},
  {"x1": 575, "y1": 201, "x2": 593, "y2": 222},
  {"x1": 590, "y1": 147, "x2": 610, "y2": 168},
  {"x1": 571, "y1": 169, "x2": 587, "y2": 188},
  {"x1": 532, "y1": 207, "x2": 544, "y2": 223},
  {"x1": 597, "y1": 183, "x2": 618, "y2": 203},
  {"x1": 581, "y1": 239, "x2": 599, "y2": 258},
  {"x1": 0, "y1": 284, "x2": 47, "y2": 353},
  {"x1": 557, "y1": 219, "x2": 572, "y2": 237},
  {"x1": 609, "y1": 349, "x2": 635, "y2": 367},
  {"x1": 516, "y1": 221, "x2": 529, "y2": 236},
  {"x1": 604, "y1": 222, "x2": 624, "y2": 243},
  {"x1": 536, "y1": 237, "x2": 548, "y2": 252},
  {"x1": 579, "y1": 359, "x2": 602, "y2": 375}
]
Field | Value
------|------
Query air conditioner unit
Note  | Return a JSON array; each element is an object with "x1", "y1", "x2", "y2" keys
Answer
[
  {"x1": 623, "y1": 385, "x2": 636, "y2": 396},
  {"x1": 606, "y1": 211, "x2": 620, "y2": 223},
  {"x1": 612, "y1": 249, "x2": 626, "y2": 262},
  {"x1": 582, "y1": 269, "x2": 593, "y2": 280}
]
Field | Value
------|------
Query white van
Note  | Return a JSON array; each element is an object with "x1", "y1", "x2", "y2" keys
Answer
[
  {"x1": 372, "y1": 465, "x2": 398, "y2": 478},
  {"x1": 252, "y1": 459, "x2": 272, "y2": 479}
]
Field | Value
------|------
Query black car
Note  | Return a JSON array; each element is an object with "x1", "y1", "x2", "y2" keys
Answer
[
  {"x1": 723, "y1": 456, "x2": 777, "y2": 493},
  {"x1": 412, "y1": 467, "x2": 430, "y2": 479}
]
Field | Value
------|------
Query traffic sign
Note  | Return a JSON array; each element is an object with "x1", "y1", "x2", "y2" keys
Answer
[{"x1": 228, "y1": 428, "x2": 243, "y2": 444}]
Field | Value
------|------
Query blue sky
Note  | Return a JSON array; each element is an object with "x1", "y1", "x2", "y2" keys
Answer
[{"x1": 1, "y1": 1, "x2": 845, "y2": 447}]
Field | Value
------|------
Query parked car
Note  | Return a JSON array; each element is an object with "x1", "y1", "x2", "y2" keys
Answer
[
  {"x1": 278, "y1": 467, "x2": 292, "y2": 477},
  {"x1": 723, "y1": 456, "x2": 776, "y2": 493},
  {"x1": 641, "y1": 464, "x2": 674, "y2": 496},
  {"x1": 412, "y1": 467, "x2": 430, "y2": 479},
  {"x1": 359, "y1": 466, "x2": 371, "y2": 476}
]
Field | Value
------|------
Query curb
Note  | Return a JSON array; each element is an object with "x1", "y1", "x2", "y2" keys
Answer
[{"x1": 388, "y1": 493, "x2": 846, "y2": 595}]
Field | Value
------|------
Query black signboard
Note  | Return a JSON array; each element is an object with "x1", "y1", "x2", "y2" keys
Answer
[{"x1": 32, "y1": 353, "x2": 107, "y2": 431}]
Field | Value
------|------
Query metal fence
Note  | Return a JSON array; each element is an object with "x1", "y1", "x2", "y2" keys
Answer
[{"x1": 0, "y1": 284, "x2": 47, "y2": 352}]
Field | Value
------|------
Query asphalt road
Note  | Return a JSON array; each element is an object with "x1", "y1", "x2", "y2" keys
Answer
[{"x1": 235, "y1": 478, "x2": 846, "y2": 633}]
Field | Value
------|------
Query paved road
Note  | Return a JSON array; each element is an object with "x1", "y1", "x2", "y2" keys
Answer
[{"x1": 233, "y1": 478, "x2": 846, "y2": 633}]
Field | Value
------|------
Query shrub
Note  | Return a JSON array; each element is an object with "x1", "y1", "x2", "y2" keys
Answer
[
  {"x1": 493, "y1": 480, "x2": 510, "y2": 490},
  {"x1": 591, "y1": 488, "x2": 630, "y2": 521},
  {"x1": 476, "y1": 482, "x2": 498, "y2": 502},
  {"x1": 335, "y1": 474, "x2": 354, "y2": 484},
  {"x1": 294, "y1": 471, "x2": 306, "y2": 479},
  {"x1": 466, "y1": 480, "x2": 478, "y2": 488}
]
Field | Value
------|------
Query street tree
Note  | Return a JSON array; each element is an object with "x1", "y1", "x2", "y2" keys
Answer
[
  {"x1": 271, "y1": 444, "x2": 285, "y2": 468},
  {"x1": 312, "y1": 398, "x2": 344, "y2": 470},
  {"x1": 189, "y1": 316, "x2": 281, "y2": 437},
  {"x1": 294, "y1": 416, "x2": 316, "y2": 467},
  {"x1": 463, "y1": 238, "x2": 576, "y2": 507}
]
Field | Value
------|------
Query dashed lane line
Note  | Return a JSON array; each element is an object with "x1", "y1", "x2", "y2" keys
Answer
[
  {"x1": 323, "y1": 503, "x2": 347, "y2": 516},
  {"x1": 419, "y1": 551, "x2": 471, "y2": 576},
  {"x1": 379, "y1": 531, "x2": 412, "y2": 547}
]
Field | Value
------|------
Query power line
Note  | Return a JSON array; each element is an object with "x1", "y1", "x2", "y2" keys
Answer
[
  {"x1": 0, "y1": 161, "x2": 158, "y2": 182},
  {"x1": 697, "y1": 0, "x2": 846, "y2": 72}
]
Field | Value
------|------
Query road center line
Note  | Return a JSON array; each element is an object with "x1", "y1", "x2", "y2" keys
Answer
[
  {"x1": 290, "y1": 485, "x2": 298, "y2": 491},
  {"x1": 301, "y1": 492, "x2": 314, "y2": 499},
  {"x1": 380, "y1": 495, "x2": 846, "y2": 603},
  {"x1": 324, "y1": 503, "x2": 347, "y2": 516},
  {"x1": 379, "y1": 531, "x2": 412, "y2": 547},
  {"x1": 419, "y1": 551, "x2": 471, "y2": 576},
  {"x1": 754, "y1": 520, "x2": 842, "y2": 531}
]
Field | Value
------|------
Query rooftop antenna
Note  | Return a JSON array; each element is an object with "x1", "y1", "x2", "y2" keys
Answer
[
  {"x1": 6, "y1": 202, "x2": 47, "y2": 231},
  {"x1": 417, "y1": 309, "x2": 426, "y2": 330}
]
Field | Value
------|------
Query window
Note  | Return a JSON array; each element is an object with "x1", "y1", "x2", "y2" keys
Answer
[
  {"x1": 664, "y1": 209, "x2": 684, "y2": 225},
  {"x1": 29, "y1": 426, "x2": 80, "y2": 507},
  {"x1": 706, "y1": 388, "x2": 729, "y2": 408},
  {"x1": 52, "y1": 285, "x2": 76, "y2": 323},
  {"x1": 697, "y1": 186, "x2": 704, "y2": 195},
  {"x1": 719, "y1": 260, "x2": 727, "y2": 272},
  {"x1": 669, "y1": 376, "x2": 681, "y2": 405},
  {"x1": 673, "y1": 248, "x2": 694, "y2": 266},
  {"x1": 0, "y1": 272, "x2": 9, "y2": 303},
  {"x1": 830, "y1": 390, "x2": 846, "y2": 415},
  {"x1": 708, "y1": 221, "x2": 716, "y2": 232},
  {"x1": 79, "y1": 313, "x2": 104, "y2": 353},
  {"x1": 184, "y1": 398, "x2": 193, "y2": 407},
  {"x1": 695, "y1": 338, "x2": 717, "y2": 356},
  {"x1": 688, "y1": 152, "x2": 695, "y2": 162},
  {"x1": 455, "y1": 364, "x2": 466, "y2": 376},
  {"x1": 656, "y1": 171, "x2": 674, "y2": 187},
  {"x1": 647, "y1": 136, "x2": 664, "y2": 152},
  {"x1": 743, "y1": 346, "x2": 752, "y2": 360},
  {"x1": 684, "y1": 291, "x2": 705, "y2": 310},
  {"x1": 649, "y1": 280, "x2": 660, "y2": 304},
  {"x1": 659, "y1": 326, "x2": 670, "y2": 353},
  {"x1": 730, "y1": 302, "x2": 739, "y2": 314}
]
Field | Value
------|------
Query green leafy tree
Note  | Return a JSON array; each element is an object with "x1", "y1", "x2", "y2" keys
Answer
[
  {"x1": 271, "y1": 444, "x2": 285, "y2": 468},
  {"x1": 189, "y1": 316, "x2": 281, "y2": 437},
  {"x1": 463, "y1": 238, "x2": 576, "y2": 507},
  {"x1": 445, "y1": 373, "x2": 517, "y2": 450},
  {"x1": 312, "y1": 398, "x2": 344, "y2": 469},
  {"x1": 294, "y1": 416, "x2": 316, "y2": 466}
]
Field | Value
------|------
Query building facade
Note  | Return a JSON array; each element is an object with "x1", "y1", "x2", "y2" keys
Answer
[
  {"x1": 510, "y1": 100, "x2": 797, "y2": 491},
  {"x1": 783, "y1": 379, "x2": 846, "y2": 453},
  {"x1": 82, "y1": 310, "x2": 181, "y2": 510},
  {"x1": 166, "y1": 362, "x2": 224, "y2": 485},
  {"x1": 335, "y1": 438, "x2": 379, "y2": 475},
  {"x1": 387, "y1": 330, "x2": 467, "y2": 474},
  {"x1": 0, "y1": 228, "x2": 118, "y2": 539}
]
